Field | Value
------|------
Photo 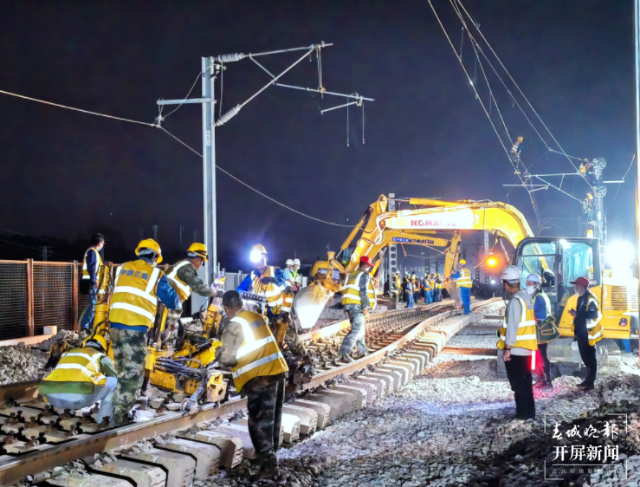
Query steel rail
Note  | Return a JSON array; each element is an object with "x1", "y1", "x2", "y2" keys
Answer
[{"x1": 0, "y1": 299, "x2": 501, "y2": 485}]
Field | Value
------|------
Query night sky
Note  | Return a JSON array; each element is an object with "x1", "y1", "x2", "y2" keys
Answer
[{"x1": 0, "y1": 0, "x2": 636, "y2": 270}]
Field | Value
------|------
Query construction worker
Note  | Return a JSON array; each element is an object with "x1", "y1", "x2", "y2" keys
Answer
[
  {"x1": 237, "y1": 244, "x2": 293, "y2": 346},
  {"x1": 108, "y1": 239, "x2": 181, "y2": 425},
  {"x1": 216, "y1": 291, "x2": 288, "y2": 481},
  {"x1": 527, "y1": 273, "x2": 557, "y2": 389},
  {"x1": 406, "y1": 274, "x2": 415, "y2": 309},
  {"x1": 40, "y1": 333, "x2": 117, "y2": 423},
  {"x1": 283, "y1": 259, "x2": 295, "y2": 287},
  {"x1": 497, "y1": 265, "x2": 537, "y2": 420},
  {"x1": 292, "y1": 259, "x2": 302, "y2": 289},
  {"x1": 339, "y1": 256, "x2": 376, "y2": 362},
  {"x1": 79, "y1": 234, "x2": 105, "y2": 330},
  {"x1": 434, "y1": 273, "x2": 443, "y2": 302},
  {"x1": 451, "y1": 259, "x2": 472, "y2": 314},
  {"x1": 422, "y1": 275, "x2": 432, "y2": 304},
  {"x1": 165, "y1": 243, "x2": 221, "y2": 344},
  {"x1": 569, "y1": 276, "x2": 602, "y2": 392}
]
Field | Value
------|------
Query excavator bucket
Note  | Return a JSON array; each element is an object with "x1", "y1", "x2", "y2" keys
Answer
[{"x1": 292, "y1": 283, "x2": 334, "y2": 330}]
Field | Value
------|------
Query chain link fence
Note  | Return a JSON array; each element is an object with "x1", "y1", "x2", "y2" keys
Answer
[{"x1": 0, "y1": 260, "x2": 80, "y2": 340}]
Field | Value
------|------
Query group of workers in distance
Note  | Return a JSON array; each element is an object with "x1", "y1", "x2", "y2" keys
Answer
[{"x1": 499, "y1": 265, "x2": 601, "y2": 421}]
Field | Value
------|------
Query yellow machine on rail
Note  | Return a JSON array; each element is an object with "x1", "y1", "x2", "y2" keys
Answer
[{"x1": 294, "y1": 195, "x2": 639, "y2": 340}]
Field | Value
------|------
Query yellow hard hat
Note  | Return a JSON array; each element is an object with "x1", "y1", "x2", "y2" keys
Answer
[
  {"x1": 187, "y1": 242, "x2": 209, "y2": 261},
  {"x1": 250, "y1": 244, "x2": 267, "y2": 263},
  {"x1": 459, "y1": 259, "x2": 466, "y2": 265},
  {"x1": 136, "y1": 238, "x2": 163, "y2": 264},
  {"x1": 83, "y1": 334, "x2": 108, "y2": 352}
]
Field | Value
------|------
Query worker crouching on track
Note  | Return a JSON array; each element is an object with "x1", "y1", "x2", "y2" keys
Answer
[
  {"x1": 40, "y1": 334, "x2": 117, "y2": 423},
  {"x1": 166, "y1": 242, "x2": 221, "y2": 344},
  {"x1": 569, "y1": 276, "x2": 602, "y2": 392},
  {"x1": 339, "y1": 256, "x2": 376, "y2": 362},
  {"x1": 108, "y1": 239, "x2": 181, "y2": 425},
  {"x1": 451, "y1": 259, "x2": 472, "y2": 314},
  {"x1": 216, "y1": 291, "x2": 289, "y2": 482},
  {"x1": 497, "y1": 265, "x2": 537, "y2": 420}
]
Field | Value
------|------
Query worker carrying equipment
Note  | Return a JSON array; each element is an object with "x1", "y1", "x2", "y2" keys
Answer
[
  {"x1": 108, "y1": 239, "x2": 181, "y2": 425},
  {"x1": 40, "y1": 334, "x2": 118, "y2": 423},
  {"x1": 497, "y1": 264, "x2": 537, "y2": 420},
  {"x1": 216, "y1": 291, "x2": 288, "y2": 481},
  {"x1": 339, "y1": 256, "x2": 376, "y2": 362},
  {"x1": 164, "y1": 242, "x2": 222, "y2": 346},
  {"x1": 451, "y1": 259, "x2": 472, "y2": 314},
  {"x1": 526, "y1": 273, "x2": 558, "y2": 390}
]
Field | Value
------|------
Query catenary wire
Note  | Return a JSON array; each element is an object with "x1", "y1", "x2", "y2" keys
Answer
[
  {"x1": 606, "y1": 154, "x2": 636, "y2": 215},
  {"x1": 456, "y1": 0, "x2": 591, "y2": 188},
  {"x1": 159, "y1": 126, "x2": 355, "y2": 228},
  {"x1": 0, "y1": 89, "x2": 156, "y2": 127},
  {"x1": 160, "y1": 70, "x2": 204, "y2": 120},
  {"x1": 429, "y1": 0, "x2": 540, "y2": 225}
]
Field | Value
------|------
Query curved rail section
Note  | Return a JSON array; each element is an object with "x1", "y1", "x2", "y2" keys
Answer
[{"x1": 0, "y1": 298, "x2": 502, "y2": 486}]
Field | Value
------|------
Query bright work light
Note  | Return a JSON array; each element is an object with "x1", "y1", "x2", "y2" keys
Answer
[
  {"x1": 607, "y1": 241, "x2": 635, "y2": 271},
  {"x1": 250, "y1": 249, "x2": 264, "y2": 263}
]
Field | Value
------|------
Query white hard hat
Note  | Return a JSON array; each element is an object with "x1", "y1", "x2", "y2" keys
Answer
[
  {"x1": 286, "y1": 259, "x2": 294, "y2": 266},
  {"x1": 293, "y1": 258, "x2": 301, "y2": 265},
  {"x1": 526, "y1": 273, "x2": 541, "y2": 284},
  {"x1": 501, "y1": 265, "x2": 521, "y2": 283}
]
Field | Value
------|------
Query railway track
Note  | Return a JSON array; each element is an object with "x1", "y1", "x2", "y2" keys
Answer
[{"x1": 0, "y1": 298, "x2": 502, "y2": 486}]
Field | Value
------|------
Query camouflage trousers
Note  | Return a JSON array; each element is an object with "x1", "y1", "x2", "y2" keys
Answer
[
  {"x1": 111, "y1": 328, "x2": 147, "y2": 424},
  {"x1": 246, "y1": 378, "x2": 285, "y2": 466}
]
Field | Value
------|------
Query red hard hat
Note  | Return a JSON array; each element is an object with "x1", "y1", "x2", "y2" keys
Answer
[
  {"x1": 360, "y1": 256, "x2": 375, "y2": 267},
  {"x1": 570, "y1": 276, "x2": 590, "y2": 287}
]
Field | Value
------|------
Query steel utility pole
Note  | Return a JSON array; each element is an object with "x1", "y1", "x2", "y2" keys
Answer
[
  {"x1": 634, "y1": 0, "x2": 640, "y2": 367},
  {"x1": 158, "y1": 43, "x2": 374, "y2": 285}
]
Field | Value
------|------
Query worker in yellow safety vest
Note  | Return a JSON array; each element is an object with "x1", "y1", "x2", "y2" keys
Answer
[
  {"x1": 339, "y1": 256, "x2": 377, "y2": 362},
  {"x1": 80, "y1": 234, "x2": 105, "y2": 330},
  {"x1": 568, "y1": 276, "x2": 602, "y2": 391},
  {"x1": 165, "y1": 243, "x2": 222, "y2": 344},
  {"x1": 451, "y1": 259, "x2": 473, "y2": 314},
  {"x1": 216, "y1": 291, "x2": 289, "y2": 482},
  {"x1": 40, "y1": 334, "x2": 118, "y2": 423},
  {"x1": 237, "y1": 244, "x2": 294, "y2": 347},
  {"x1": 434, "y1": 273, "x2": 444, "y2": 302},
  {"x1": 497, "y1": 265, "x2": 537, "y2": 420},
  {"x1": 108, "y1": 239, "x2": 181, "y2": 425}
]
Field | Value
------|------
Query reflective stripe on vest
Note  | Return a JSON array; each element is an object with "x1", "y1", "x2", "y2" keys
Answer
[
  {"x1": 497, "y1": 296, "x2": 538, "y2": 351},
  {"x1": 536, "y1": 291, "x2": 552, "y2": 317},
  {"x1": 42, "y1": 347, "x2": 108, "y2": 387},
  {"x1": 585, "y1": 293, "x2": 603, "y2": 345},
  {"x1": 109, "y1": 261, "x2": 162, "y2": 330},
  {"x1": 456, "y1": 268, "x2": 472, "y2": 288},
  {"x1": 230, "y1": 311, "x2": 289, "y2": 392},
  {"x1": 249, "y1": 267, "x2": 285, "y2": 313},
  {"x1": 280, "y1": 293, "x2": 294, "y2": 313},
  {"x1": 341, "y1": 272, "x2": 377, "y2": 308},
  {"x1": 167, "y1": 260, "x2": 192, "y2": 302},
  {"x1": 82, "y1": 248, "x2": 103, "y2": 279}
]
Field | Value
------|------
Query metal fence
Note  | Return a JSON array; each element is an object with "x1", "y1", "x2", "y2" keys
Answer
[{"x1": 0, "y1": 260, "x2": 79, "y2": 340}]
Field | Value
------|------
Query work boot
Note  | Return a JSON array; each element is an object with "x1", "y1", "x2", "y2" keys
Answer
[
  {"x1": 338, "y1": 352, "x2": 354, "y2": 363},
  {"x1": 579, "y1": 382, "x2": 595, "y2": 392},
  {"x1": 248, "y1": 467, "x2": 280, "y2": 482},
  {"x1": 576, "y1": 378, "x2": 589, "y2": 388}
]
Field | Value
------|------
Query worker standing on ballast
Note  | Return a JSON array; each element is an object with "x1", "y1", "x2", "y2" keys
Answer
[
  {"x1": 292, "y1": 259, "x2": 302, "y2": 290},
  {"x1": 108, "y1": 239, "x2": 181, "y2": 425},
  {"x1": 451, "y1": 259, "x2": 472, "y2": 314},
  {"x1": 283, "y1": 259, "x2": 295, "y2": 287},
  {"x1": 80, "y1": 234, "x2": 105, "y2": 331},
  {"x1": 527, "y1": 273, "x2": 558, "y2": 389},
  {"x1": 339, "y1": 256, "x2": 376, "y2": 362},
  {"x1": 165, "y1": 243, "x2": 221, "y2": 344},
  {"x1": 434, "y1": 273, "x2": 443, "y2": 302},
  {"x1": 40, "y1": 333, "x2": 117, "y2": 424},
  {"x1": 216, "y1": 291, "x2": 288, "y2": 482},
  {"x1": 569, "y1": 276, "x2": 602, "y2": 392},
  {"x1": 497, "y1": 265, "x2": 537, "y2": 420}
]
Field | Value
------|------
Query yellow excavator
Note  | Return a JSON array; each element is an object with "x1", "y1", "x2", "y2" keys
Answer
[{"x1": 294, "y1": 195, "x2": 639, "y2": 342}]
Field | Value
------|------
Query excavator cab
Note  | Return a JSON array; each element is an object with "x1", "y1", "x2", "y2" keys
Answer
[{"x1": 514, "y1": 237, "x2": 608, "y2": 338}]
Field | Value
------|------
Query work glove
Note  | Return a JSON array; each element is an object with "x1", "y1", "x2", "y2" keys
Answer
[
  {"x1": 260, "y1": 276, "x2": 276, "y2": 285},
  {"x1": 284, "y1": 286, "x2": 294, "y2": 293}
]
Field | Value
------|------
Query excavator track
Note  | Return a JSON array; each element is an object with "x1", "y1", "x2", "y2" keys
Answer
[{"x1": 0, "y1": 298, "x2": 503, "y2": 486}]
